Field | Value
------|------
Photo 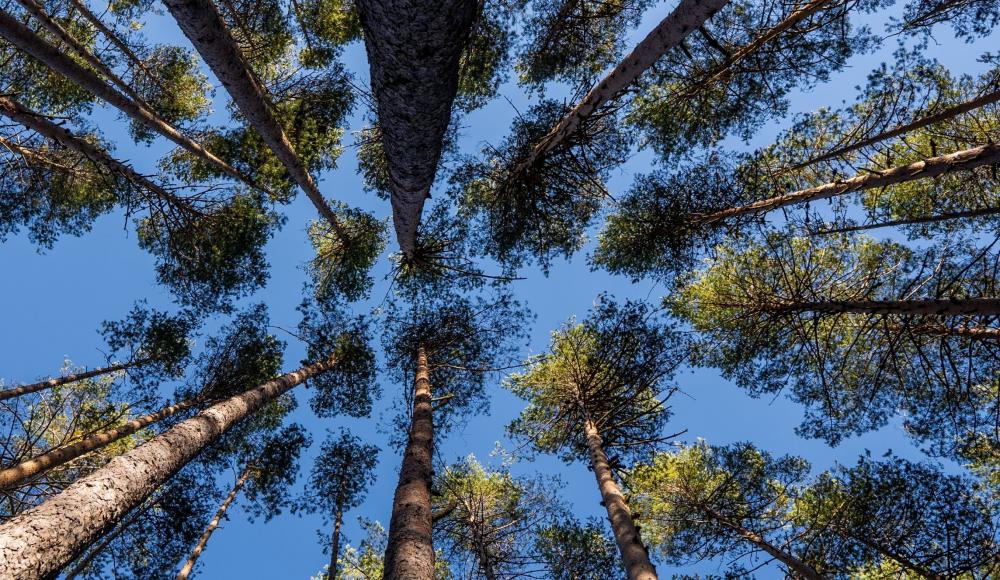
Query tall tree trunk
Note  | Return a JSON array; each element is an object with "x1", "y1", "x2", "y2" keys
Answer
[
  {"x1": 0, "y1": 9, "x2": 268, "y2": 195},
  {"x1": 160, "y1": 0, "x2": 348, "y2": 240},
  {"x1": 63, "y1": 498, "x2": 156, "y2": 579},
  {"x1": 810, "y1": 205, "x2": 1000, "y2": 236},
  {"x1": 383, "y1": 344, "x2": 435, "y2": 579},
  {"x1": 908, "y1": 324, "x2": 1000, "y2": 341},
  {"x1": 0, "y1": 354, "x2": 338, "y2": 579},
  {"x1": 328, "y1": 506, "x2": 343, "y2": 580},
  {"x1": 760, "y1": 297, "x2": 1000, "y2": 317},
  {"x1": 517, "y1": 0, "x2": 727, "y2": 174},
  {"x1": 581, "y1": 414, "x2": 657, "y2": 580},
  {"x1": 697, "y1": 503, "x2": 823, "y2": 580},
  {"x1": 0, "y1": 359, "x2": 147, "y2": 402},
  {"x1": 0, "y1": 397, "x2": 199, "y2": 489},
  {"x1": 175, "y1": 466, "x2": 252, "y2": 580},
  {"x1": 696, "y1": 142, "x2": 1000, "y2": 226},
  {"x1": 0, "y1": 95, "x2": 200, "y2": 213},
  {"x1": 787, "y1": 87, "x2": 1000, "y2": 172},
  {"x1": 355, "y1": 0, "x2": 478, "y2": 258}
]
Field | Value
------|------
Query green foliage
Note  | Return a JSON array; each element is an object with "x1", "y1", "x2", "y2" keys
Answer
[
  {"x1": 241, "y1": 423, "x2": 312, "y2": 522},
  {"x1": 534, "y1": 517, "x2": 624, "y2": 580},
  {"x1": 129, "y1": 45, "x2": 212, "y2": 143},
  {"x1": 293, "y1": 0, "x2": 362, "y2": 67},
  {"x1": 454, "y1": 0, "x2": 520, "y2": 112},
  {"x1": 100, "y1": 303, "x2": 195, "y2": 386},
  {"x1": 308, "y1": 203, "x2": 387, "y2": 303},
  {"x1": 897, "y1": 0, "x2": 1000, "y2": 39}
]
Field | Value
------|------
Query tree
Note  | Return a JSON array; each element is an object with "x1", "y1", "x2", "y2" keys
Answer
[
  {"x1": 533, "y1": 517, "x2": 625, "y2": 580},
  {"x1": 507, "y1": 296, "x2": 686, "y2": 580}
]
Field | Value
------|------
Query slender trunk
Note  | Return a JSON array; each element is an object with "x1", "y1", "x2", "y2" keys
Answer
[
  {"x1": 0, "y1": 95, "x2": 200, "y2": 213},
  {"x1": 696, "y1": 142, "x2": 1000, "y2": 226},
  {"x1": 0, "y1": 9, "x2": 268, "y2": 196},
  {"x1": 0, "y1": 354, "x2": 338, "y2": 579},
  {"x1": 63, "y1": 498, "x2": 155, "y2": 579},
  {"x1": 810, "y1": 205, "x2": 1000, "y2": 236},
  {"x1": 581, "y1": 415, "x2": 657, "y2": 580},
  {"x1": 757, "y1": 297, "x2": 1000, "y2": 317},
  {"x1": 518, "y1": 0, "x2": 727, "y2": 173},
  {"x1": 909, "y1": 324, "x2": 1000, "y2": 340},
  {"x1": 0, "y1": 397, "x2": 199, "y2": 490},
  {"x1": 12, "y1": 0, "x2": 150, "y2": 107},
  {"x1": 328, "y1": 506, "x2": 343, "y2": 580},
  {"x1": 0, "y1": 359, "x2": 145, "y2": 402},
  {"x1": 383, "y1": 344, "x2": 435, "y2": 579},
  {"x1": 175, "y1": 466, "x2": 252, "y2": 580},
  {"x1": 786, "y1": 87, "x2": 1000, "y2": 172},
  {"x1": 355, "y1": 0, "x2": 478, "y2": 258},
  {"x1": 160, "y1": 0, "x2": 348, "y2": 241},
  {"x1": 698, "y1": 503, "x2": 823, "y2": 580}
]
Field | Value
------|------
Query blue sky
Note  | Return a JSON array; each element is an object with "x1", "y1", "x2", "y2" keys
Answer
[{"x1": 0, "y1": 1, "x2": 996, "y2": 578}]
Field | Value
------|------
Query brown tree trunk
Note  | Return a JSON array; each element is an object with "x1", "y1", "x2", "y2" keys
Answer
[
  {"x1": 328, "y1": 506, "x2": 343, "y2": 580},
  {"x1": 581, "y1": 415, "x2": 657, "y2": 580},
  {"x1": 0, "y1": 354, "x2": 338, "y2": 579},
  {"x1": 160, "y1": 0, "x2": 348, "y2": 240},
  {"x1": 63, "y1": 498, "x2": 156, "y2": 579},
  {"x1": 175, "y1": 466, "x2": 252, "y2": 580},
  {"x1": 762, "y1": 297, "x2": 1000, "y2": 317},
  {"x1": 517, "y1": 0, "x2": 727, "y2": 173},
  {"x1": 810, "y1": 205, "x2": 1000, "y2": 236},
  {"x1": 355, "y1": 0, "x2": 478, "y2": 258},
  {"x1": 696, "y1": 142, "x2": 1000, "y2": 226},
  {"x1": 0, "y1": 8, "x2": 267, "y2": 195},
  {"x1": 0, "y1": 359, "x2": 146, "y2": 402},
  {"x1": 0, "y1": 397, "x2": 199, "y2": 489},
  {"x1": 383, "y1": 344, "x2": 435, "y2": 579}
]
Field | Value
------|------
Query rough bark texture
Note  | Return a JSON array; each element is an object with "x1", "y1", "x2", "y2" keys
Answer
[
  {"x1": 161, "y1": 0, "x2": 346, "y2": 238},
  {"x1": 329, "y1": 506, "x2": 343, "y2": 580},
  {"x1": 355, "y1": 0, "x2": 478, "y2": 258},
  {"x1": 697, "y1": 142, "x2": 1000, "y2": 225},
  {"x1": 519, "y1": 0, "x2": 727, "y2": 172},
  {"x1": 0, "y1": 9, "x2": 264, "y2": 194},
  {"x1": 0, "y1": 354, "x2": 338, "y2": 579},
  {"x1": 763, "y1": 298, "x2": 1000, "y2": 316},
  {"x1": 0, "y1": 359, "x2": 142, "y2": 402},
  {"x1": 63, "y1": 499, "x2": 154, "y2": 579},
  {"x1": 175, "y1": 466, "x2": 251, "y2": 580},
  {"x1": 383, "y1": 345, "x2": 435, "y2": 579},
  {"x1": 0, "y1": 397, "x2": 199, "y2": 489},
  {"x1": 582, "y1": 416, "x2": 658, "y2": 580}
]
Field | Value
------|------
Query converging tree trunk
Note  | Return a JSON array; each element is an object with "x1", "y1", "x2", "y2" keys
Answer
[
  {"x1": 329, "y1": 506, "x2": 343, "y2": 580},
  {"x1": 176, "y1": 466, "x2": 252, "y2": 580},
  {"x1": 63, "y1": 498, "x2": 156, "y2": 579},
  {"x1": 355, "y1": 0, "x2": 478, "y2": 258},
  {"x1": 811, "y1": 206, "x2": 1000, "y2": 236},
  {"x1": 384, "y1": 344, "x2": 435, "y2": 579},
  {"x1": 0, "y1": 359, "x2": 148, "y2": 402},
  {"x1": 0, "y1": 354, "x2": 338, "y2": 579},
  {"x1": 161, "y1": 0, "x2": 348, "y2": 238},
  {"x1": 581, "y1": 413, "x2": 658, "y2": 580}
]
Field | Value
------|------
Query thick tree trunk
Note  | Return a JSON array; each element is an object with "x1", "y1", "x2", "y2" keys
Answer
[
  {"x1": 329, "y1": 506, "x2": 343, "y2": 580},
  {"x1": 0, "y1": 9, "x2": 266, "y2": 195},
  {"x1": 761, "y1": 297, "x2": 1000, "y2": 317},
  {"x1": 787, "y1": 87, "x2": 1000, "y2": 171},
  {"x1": 581, "y1": 415, "x2": 657, "y2": 580},
  {"x1": 160, "y1": 0, "x2": 347, "y2": 240},
  {"x1": 0, "y1": 359, "x2": 145, "y2": 402},
  {"x1": 0, "y1": 95, "x2": 199, "y2": 213},
  {"x1": 355, "y1": 0, "x2": 478, "y2": 258},
  {"x1": 63, "y1": 498, "x2": 155, "y2": 579},
  {"x1": 0, "y1": 354, "x2": 338, "y2": 579},
  {"x1": 383, "y1": 344, "x2": 435, "y2": 579},
  {"x1": 0, "y1": 397, "x2": 199, "y2": 489},
  {"x1": 811, "y1": 205, "x2": 1000, "y2": 236},
  {"x1": 518, "y1": 0, "x2": 727, "y2": 172},
  {"x1": 696, "y1": 142, "x2": 1000, "y2": 226},
  {"x1": 175, "y1": 466, "x2": 252, "y2": 580}
]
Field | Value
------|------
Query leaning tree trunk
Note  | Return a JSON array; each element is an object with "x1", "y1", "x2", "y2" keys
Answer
[
  {"x1": 383, "y1": 344, "x2": 435, "y2": 579},
  {"x1": 355, "y1": 0, "x2": 478, "y2": 258},
  {"x1": 811, "y1": 205, "x2": 1000, "y2": 236},
  {"x1": 517, "y1": 0, "x2": 727, "y2": 173},
  {"x1": 696, "y1": 142, "x2": 1000, "y2": 226},
  {"x1": 329, "y1": 505, "x2": 343, "y2": 580},
  {"x1": 581, "y1": 413, "x2": 658, "y2": 580},
  {"x1": 63, "y1": 497, "x2": 157, "y2": 579},
  {"x1": 176, "y1": 466, "x2": 252, "y2": 580},
  {"x1": 0, "y1": 354, "x2": 338, "y2": 579},
  {"x1": 0, "y1": 9, "x2": 267, "y2": 195},
  {"x1": 762, "y1": 297, "x2": 1000, "y2": 317},
  {"x1": 161, "y1": 0, "x2": 348, "y2": 239},
  {"x1": 0, "y1": 358, "x2": 147, "y2": 402},
  {"x1": 0, "y1": 397, "x2": 199, "y2": 489}
]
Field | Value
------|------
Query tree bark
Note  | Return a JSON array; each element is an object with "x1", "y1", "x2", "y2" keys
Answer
[
  {"x1": 175, "y1": 466, "x2": 252, "y2": 580},
  {"x1": 810, "y1": 205, "x2": 1000, "y2": 236},
  {"x1": 0, "y1": 397, "x2": 199, "y2": 490},
  {"x1": 355, "y1": 0, "x2": 478, "y2": 258},
  {"x1": 383, "y1": 344, "x2": 435, "y2": 579},
  {"x1": 328, "y1": 506, "x2": 343, "y2": 580},
  {"x1": 696, "y1": 142, "x2": 1000, "y2": 226},
  {"x1": 581, "y1": 415, "x2": 658, "y2": 580},
  {"x1": 517, "y1": 0, "x2": 727, "y2": 174},
  {"x1": 0, "y1": 354, "x2": 338, "y2": 579},
  {"x1": 0, "y1": 359, "x2": 145, "y2": 402},
  {"x1": 63, "y1": 498, "x2": 155, "y2": 579},
  {"x1": 160, "y1": 0, "x2": 348, "y2": 240},
  {"x1": 759, "y1": 297, "x2": 1000, "y2": 317},
  {"x1": 0, "y1": 8, "x2": 268, "y2": 195}
]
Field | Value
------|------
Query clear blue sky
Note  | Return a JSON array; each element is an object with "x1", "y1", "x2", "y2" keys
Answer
[{"x1": 0, "y1": 2, "x2": 994, "y2": 578}]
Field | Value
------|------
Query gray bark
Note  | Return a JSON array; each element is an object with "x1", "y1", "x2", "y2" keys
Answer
[
  {"x1": 0, "y1": 354, "x2": 338, "y2": 579},
  {"x1": 355, "y1": 0, "x2": 478, "y2": 258},
  {"x1": 63, "y1": 498, "x2": 156, "y2": 579}
]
